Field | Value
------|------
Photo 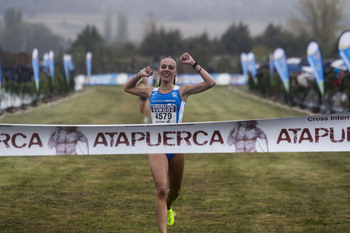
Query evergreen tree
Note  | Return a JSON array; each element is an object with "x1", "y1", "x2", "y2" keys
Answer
[
  {"x1": 140, "y1": 23, "x2": 184, "y2": 59},
  {"x1": 220, "y1": 22, "x2": 252, "y2": 55}
]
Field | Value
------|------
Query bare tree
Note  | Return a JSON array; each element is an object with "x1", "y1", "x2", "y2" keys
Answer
[
  {"x1": 289, "y1": 0, "x2": 345, "y2": 56},
  {"x1": 104, "y1": 14, "x2": 112, "y2": 44},
  {"x1": 115, "y1": 13, "x2": 128, "y2": 47}
]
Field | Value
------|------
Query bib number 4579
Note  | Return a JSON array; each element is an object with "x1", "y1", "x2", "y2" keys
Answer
[{"x1": 155, "y1": 112, "x2": 172, "y2": 120}]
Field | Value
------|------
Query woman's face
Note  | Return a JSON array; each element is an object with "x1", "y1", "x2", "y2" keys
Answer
[{"x1": 158, "y1": 57, "x2": 177, "y2": 84}]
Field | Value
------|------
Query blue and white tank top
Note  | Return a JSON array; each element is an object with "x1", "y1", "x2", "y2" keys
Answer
[{"x1": 149, "y1": 85, "x2": 186, "y2": 124}]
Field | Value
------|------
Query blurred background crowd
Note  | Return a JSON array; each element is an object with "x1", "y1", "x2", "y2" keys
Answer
[{"x1": 0, "y1": 0, "x2": 349, "y2": 114}]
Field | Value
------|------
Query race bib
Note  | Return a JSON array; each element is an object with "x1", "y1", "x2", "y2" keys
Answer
[{"x1": 151, "y1": 104, "x2": 177, "y2": 124}]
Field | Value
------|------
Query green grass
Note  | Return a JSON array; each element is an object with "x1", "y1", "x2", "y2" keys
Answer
[{"x1": 0, "y1": 86, "x2": 349, "y2": 233}]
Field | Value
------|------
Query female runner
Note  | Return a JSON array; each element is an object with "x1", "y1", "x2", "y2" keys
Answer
[{"x1": 123, "y1": 52, "x2": 216, "y2": 233}]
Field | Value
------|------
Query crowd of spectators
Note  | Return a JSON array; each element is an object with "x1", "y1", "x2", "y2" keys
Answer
[{"x1": 249, "y1": 57, "x2": 350, "y2": 113}]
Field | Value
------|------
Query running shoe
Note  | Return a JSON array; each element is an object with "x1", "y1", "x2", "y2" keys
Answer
[{"x1": 167, "y1": 208, "x2": 176, "y2": 226}]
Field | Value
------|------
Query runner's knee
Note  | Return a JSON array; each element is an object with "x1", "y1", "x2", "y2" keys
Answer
[{"x1": 156, "y1": 185, "x2": 168, "y2": 200}]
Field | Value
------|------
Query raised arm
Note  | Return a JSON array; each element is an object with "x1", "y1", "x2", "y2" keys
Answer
[
  {"x1": 123, "y1": 66, "x2": 154, "y2": 98},
  {"x1": 179, "y1": 52, "x2": 216, "y2": 101}
]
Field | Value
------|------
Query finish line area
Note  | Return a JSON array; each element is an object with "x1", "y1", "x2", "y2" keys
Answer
[
  {"x1": 1, "y1": 112, "x2": 350, "y2": 156},
  {"x1": 1, "y1": 87, "x2": 349, "y2": 233}
]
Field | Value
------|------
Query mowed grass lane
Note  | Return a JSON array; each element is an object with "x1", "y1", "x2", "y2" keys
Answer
[{"x1": 0, "y1": 86, "x2": 349, "y2": 233}]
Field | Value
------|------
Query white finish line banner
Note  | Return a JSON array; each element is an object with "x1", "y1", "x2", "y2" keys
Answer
[{"x1": 1, "y1": 113, "x2": 350, "y2": 156}]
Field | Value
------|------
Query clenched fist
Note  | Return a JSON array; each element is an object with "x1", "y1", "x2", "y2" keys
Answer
[
  {"x1": 140, "y1": 66, "x2": 153, "y2": 77},
  {"x1": 180, "y1": 52, "x2": 195, "y2": 66}
]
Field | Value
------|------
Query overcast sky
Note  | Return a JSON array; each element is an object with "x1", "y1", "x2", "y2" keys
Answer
[{"x1": 1, "y1": 0, "x2": 349, "y2": 42}]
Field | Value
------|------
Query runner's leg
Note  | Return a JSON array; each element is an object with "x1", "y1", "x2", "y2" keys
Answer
[
  {"x1": 148, "y1": 153, "x2": 169, "y2": 233},
  {"x1": 167, "y1": 153, "x2": 185, "y2": 209}
]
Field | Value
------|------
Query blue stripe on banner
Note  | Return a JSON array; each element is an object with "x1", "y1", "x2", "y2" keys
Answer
[
  {"x1": 83, "y1": 73, "x2": 247, "y2": 86},
  {"x1": 1, "y1": 113, "x2": 350, "y2": 156}
]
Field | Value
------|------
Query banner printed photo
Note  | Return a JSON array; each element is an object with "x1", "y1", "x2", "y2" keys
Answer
[{"x1": 1, "y1": 113, "x2": 350, "y2": 156}]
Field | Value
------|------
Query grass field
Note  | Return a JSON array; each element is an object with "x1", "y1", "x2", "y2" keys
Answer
[{"x1": 0, "y1": 86, "x2": 349, "y2": 233}]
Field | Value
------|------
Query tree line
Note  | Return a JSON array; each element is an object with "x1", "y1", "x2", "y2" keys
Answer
[
  {"x1": 0, "y1": 0, "x2": 346, "y2": 75},
  {"x1": 0, "y1": 0, "x2": 347, "y2": 114}
]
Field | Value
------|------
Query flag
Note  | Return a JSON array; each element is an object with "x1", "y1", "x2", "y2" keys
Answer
[
  {"x1": 0, "y1": 58, "x2": 2, "y2": 95},
  {"x1": 307, "y1": 41, "x2": 324, "y2": 96},
  {"x1": 49, "y1": 50, "x2": 55, "y2": 78},
  {"x1": 269, "y1": 53, "x2": 274, "y2": 80},
  {"x1": 240, "y1": 53, "x2": 248, "y2": 77},
  {"x1": 43, "y1": 53, "x2": 50, "y2": 75},
  {"x1": 273, "y1": 48, "x2": 289, "y2": 93},
  {"x1": 246, "y1": 52, "x2": 258, "y2": 85},
  {"x1": 32, "y1": 48, "x2": 40, "y2": 91},
  {"x1": 338, "y1": 30, "x2": 350, "y2": 73},
  {"x1": 86, "y1": 52, "x2": 92, "y2": 77},
  {"x1": 63, "y1": 54, "x2": 75, "y2": 80}
]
